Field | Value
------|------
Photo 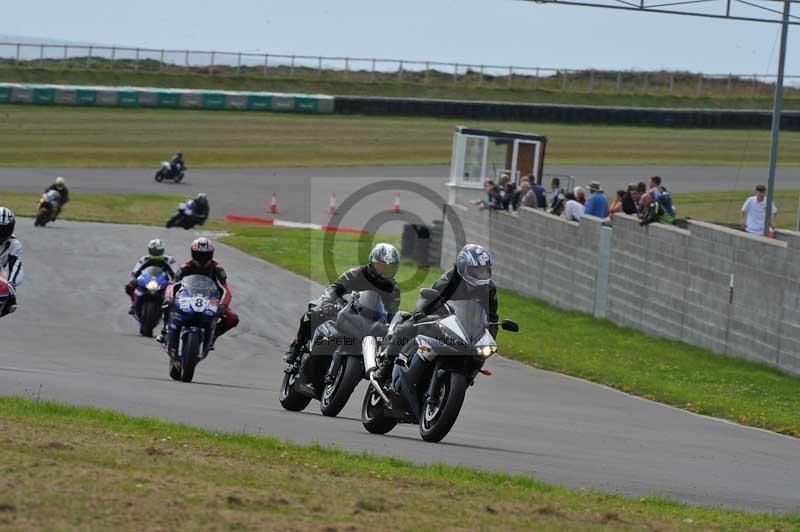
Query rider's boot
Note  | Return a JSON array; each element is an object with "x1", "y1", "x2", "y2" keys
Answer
[
  {"x1": 283, "y1": 340, "x2": 302, "y2": 364},
  {"x1": 156, "y1": 328, "x2": 167, "y2": 344}
]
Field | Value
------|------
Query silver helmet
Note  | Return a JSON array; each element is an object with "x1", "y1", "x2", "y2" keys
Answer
[{"x1": 367, "y1": 243, "x2": 400, "y2": 280}]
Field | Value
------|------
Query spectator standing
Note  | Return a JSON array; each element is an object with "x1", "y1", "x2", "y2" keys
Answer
[
  {"x1": 565, "y1": 187, "x2": 586, "y2": 222},
  {"x1": 584, "y1": 181, "x2": 609, "y2": 218},
  {"x1": 621, "y1": 183, "x2": 639, "y2": 215},
  {"x1": 548, "y1": 177, "x2": 566, "y2": 216},
  {"x1": 609, "y1": 190, "x2": 626, "y2": 216},
  {"x1": 741, "y1": 184, "x2": 777, "y2": 235},
  {"x1": 516, "y1": 180, "x2": 536, "y2": 209},
  {"x1": 526, "y1": 175, "x2": 547, "y2": 209}
]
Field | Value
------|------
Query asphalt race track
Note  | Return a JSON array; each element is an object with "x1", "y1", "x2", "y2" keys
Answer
[
  {"x1": 2, "y1": 166, "x2": 799, "y2": 232},
  {"x1": 1, "y1": 220, "x2": 799, "y2": 512}
]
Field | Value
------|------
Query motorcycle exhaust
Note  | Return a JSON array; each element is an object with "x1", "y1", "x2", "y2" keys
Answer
[{"x1": 362, "y1": 336, "x2": 390, "y2": 404}]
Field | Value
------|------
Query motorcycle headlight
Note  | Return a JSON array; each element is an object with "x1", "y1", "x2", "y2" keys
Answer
[
  {"x1": 146, "y1": 281, "x2": 160, "y2": 292},
  {"x1": 476, "y1": 345, "x2": 496, "y2": 359}
]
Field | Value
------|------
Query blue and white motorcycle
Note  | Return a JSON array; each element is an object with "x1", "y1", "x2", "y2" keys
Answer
[
  {"x1": 163, "y1": 275, "x2": 223, "y2": 382},
  {"x1": 166, "y1": 200, "x2": 207, "y2": 230},
  {"x1": 132, "y1": 265, "x2": 170, "y2": 337}
]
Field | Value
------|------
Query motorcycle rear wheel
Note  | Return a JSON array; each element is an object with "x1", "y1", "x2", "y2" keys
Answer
[
  {"x1": 361, "y1": 386, "x2": 397, "y2": 435},
  {"x1": 320, "y1": 356, "x2": 362, "y2": 417},
  {"x1": 279, "y1": 369, "x2": 312, "y2": 412},
  {"x1": 180, "y1": 332, "x2": 201, "y2": 383},
  {"x1": 419, "y1": 372, "x2": 468, "y2": 443}
]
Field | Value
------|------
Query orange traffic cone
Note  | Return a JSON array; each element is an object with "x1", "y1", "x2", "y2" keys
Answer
[
  {"x1": 268, "y1": 192, "x2": 279, "y2": 214},
  {"x1": 327, "y1": 193, "x2": 337, "y2": 215},
  {"x1": 393, "y1": 192, "x2": 401, "y2": 214}
]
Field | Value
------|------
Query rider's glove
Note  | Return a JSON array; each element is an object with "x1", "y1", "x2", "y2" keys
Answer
[{"x1": 320, "y1": 302, "x2": 341, "y2": 316}]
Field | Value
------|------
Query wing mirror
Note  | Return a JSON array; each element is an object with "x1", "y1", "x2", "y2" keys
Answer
[
  {"x1": 419, "y1": 288, "x2": 439, "y2": 300},
  {"x1": 501, "y1": 319, "x2": 519, "y2": 333}
]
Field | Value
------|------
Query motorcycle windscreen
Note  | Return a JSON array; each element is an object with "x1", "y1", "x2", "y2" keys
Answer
[
  {"x1": 177, "y1": 275, "x2": 220, "y2": 316},
  {"x1": 448, "y1": 300, "x2": 488, "y2": 344},
  {"x1": 44, "y1": 190, "x2": 61, "y2": 204},
  {"x1": 355, "y1": 290, "x2": 388, "y2": 322},
  {"x1": 180, "y1": 275, "x2": 218, "y2": 298}
]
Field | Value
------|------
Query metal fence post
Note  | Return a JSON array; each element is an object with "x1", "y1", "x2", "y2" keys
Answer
[
  {"x1": 726, "y1": 73, "x2": 732, "y2": 95},
  {"x1": 507, "y1": 66, "x2": 513, "y2": 87},
  {"x1": 696, "y1": 73, "x2": 703, "y2": 97},
  {"x1": 588, "y1": 70, "x2": 595, "y2": 93},
  {"x1": 263, "y1": 54, "x2": 269, "y2": 76},
  {"x1": 478, "y1": 65, "x2": 484, "y2": 86},
  {"x1": 158, "y1": 49, "x2": 163, "y2": 71},
  {"x1": 110, "y1": 46, "x2": 116, "y2": 70},
  {"x1": 39, "y1": 44, "x2": 44, "y2": 67},
  {"x1": 424, "y1": 62, "x2": 430, "y2": 84},
  {"x1": 185, "y1": 50, "x2": 189, "y2": 72},
  {"x1": 669, "y1": 73, "x2": 674, "y2": 94},
  {"x1": 344, "y1": 57, "x2": 349, "y2": 78},
  {"x1": 136, "y1": 48, "x2": 141, "y2": 72},
  {"x1": 370, "y1": 59, "x2": 376, "y2": 82},
  {"x1": 86, "y1": 46, "x2": 92, "y2": 69},
  {"x1": 236, "y1": 52, "x2": 241, "y2": 75},
  {"x1": 453, "y1": 63, "x2": 458, "y2": 83},
  {"x1": 752, "y1": 74, "x2": 757, "y2": 98},
  {"x1": 318, "y1": 56, "x2": 323, "y2": 77},
  {"x1": 398, "y1": 60, "x2": 404, "y2": 81},
  {"x1": 290, "y1": 55, "x2": 295, "y2": 77},
  {"x1": 534, "y1": 67, "x2": 540, "y2": 90},
  {"x1": 210, "y1": 51, "x2": 215, "y2": 74},
  {"x1": 62, "y1": 45, "x2": 68, "y2": 69},
  {"x1": 642, "y1": 72, "x2": 649, "y2": 95},
  {"x1": 15, "y1": 43, "x2": 20, "y2": 64},
  {"x1": 561, "y1": 70, "x2": 568, "y2": 92},
  {"x1": 615, "y1": 71, "x2": 622, "y2": 95}
]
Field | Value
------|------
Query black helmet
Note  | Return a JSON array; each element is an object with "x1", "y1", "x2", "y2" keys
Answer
[
  {"x1": 0, "y1": 207, "x2": 15, "y2": 243},
  {"x1": 367, "y1": 243, "x2": 400, "y2": 280},
  {"x1": 195, "y1": 193, "x2": 208, "y2": 205},
  {"x1": 456, "y1": 244, "x2": 493, "y2": 287},
  {"x1": 176, "y1": 151, "x2": 183, "y2": 158},
  {"x1": 148, "y1": 238, "x2": 165, "y2": 259},
  {"x1": 191, "y1": 237, "x2": 215, "y2": 266}
]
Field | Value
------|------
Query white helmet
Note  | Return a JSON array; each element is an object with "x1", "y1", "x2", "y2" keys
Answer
[
  {"x1": 367, "y1": 243, "x2": 400, "y2": 280},
  {"x1": 0, "y1": 207, "x2": 15, "y2": 243}
]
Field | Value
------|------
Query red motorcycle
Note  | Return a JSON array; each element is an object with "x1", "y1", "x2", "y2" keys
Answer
[{"x1": 0, "y1": 277, "x2": 12, "y2": 317}]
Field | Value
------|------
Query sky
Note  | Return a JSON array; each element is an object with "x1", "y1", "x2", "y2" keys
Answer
[{"x1": 3, "y1": 0, "x2": 799, "y2": 76}]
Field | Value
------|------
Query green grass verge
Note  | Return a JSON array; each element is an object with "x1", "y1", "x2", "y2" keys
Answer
[
  {"x1": 2, "y1": 106, "x2": 800, "y2": 168},
  {"x1": 3, "y1": 65, "x2": 800, "y2": 110},
  {"x1": 3, "y1": 190, "x2": 800, "y2": 437},
  {"x1": 1, "y1": 396, "x2": 798, "y2": 530}
]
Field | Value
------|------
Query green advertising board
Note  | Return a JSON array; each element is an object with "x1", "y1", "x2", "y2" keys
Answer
[
  {"x1": 75, "y1": 89, "x2": 97, "y2": 105},
  {"x1": 157, "y1": 92, "x2": 181, "y2": 107},
  {"x1": 32, "y1": 88, "x2": 55, "y2": 105},
  {"x1": 0, "y1": 86, "x2": 10, "y2": 104},
  {"x1": 247, "y1": 94, "x2": 272, "y2": 110},
  {"x1": 201, "y1": 93, "x2": 226, "y2": 109},
  {"x1": 117, "y1": 91, "x2": 139, "y2": 107},
  {"x1": 294, "y1": 97, "x2": 319, "y2": 113}
]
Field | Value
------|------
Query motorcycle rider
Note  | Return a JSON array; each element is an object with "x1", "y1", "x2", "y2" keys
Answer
[
  {"x1": 0, "y1": 207, "x2": 23, "y2": 317},
  {"x1": 191, "y1": 193, "x2": 209, "y2": 222},
  {"x1": 169, "y1": 151, "x2": 186, "y2": 176},
  {"x1": 125, "y1": 238, "x2": 176, "y2": 315},
  {"x1": 284, "y1": 243, "x2": 401, "y2": 365},
  {"x1": 45, "y1": 176, "x2": 69, "y2": 220},
  {"x1": 156, "y1": 237, "x2": 239, "y2": 348},
  {"x1": 376, "y1": 244, "x2": 499, "y2": 383}
]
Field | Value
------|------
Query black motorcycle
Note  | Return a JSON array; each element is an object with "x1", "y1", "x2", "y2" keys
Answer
[
  {"x1": 360, "y1": 288, "x2": 519, "y2": 443},
  {"x1": 280, "y1": 291, "x2": 389, "y2": 417},
  {"x1": 166, "y1": 200, "x2": 207, "y2": 230},
  {"x1": 155, "y1": 161, "x2": 186, "y2": 183}
]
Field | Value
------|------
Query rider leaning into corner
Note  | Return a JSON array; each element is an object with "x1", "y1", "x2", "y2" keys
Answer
[
  {"x1": 376, "y1": 243, "x2": 499, "y2": 383},
  {"x1": 170, "y1": 151, "x2": 186, "y2": 174},
  {"x1": 156, "y1": 237, "x2": 239, "y2": 349},
  {"x1": 125, "y1": 238, "x2": 176, "y2": 314},
  {"x1": 45, "y1": 177, "x2": 70, "y2": 220},
  {"x1": 0, "y1": 208, "x2": 24, "y2": 317},
  {"x1": 284, "y1": 243, "x2": 402, "y2": 365}
]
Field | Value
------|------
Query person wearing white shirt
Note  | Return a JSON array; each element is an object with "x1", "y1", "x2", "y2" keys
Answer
[
  {"x1": 741, "y1": 184, "x2": 777, "y2": 235},
  {"x1": 565, "y1": 187, "x2": 586, "y2": 222}
]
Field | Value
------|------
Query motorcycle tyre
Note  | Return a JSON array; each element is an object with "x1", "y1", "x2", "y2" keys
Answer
[
  {"x1": 320, "y1": 356, "x2": 362, "y2": 418},
  {"x1": 419, "y1": 372, "x2": 468, "y2": 443}
]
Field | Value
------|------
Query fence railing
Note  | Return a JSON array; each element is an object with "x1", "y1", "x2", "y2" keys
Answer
[{"x1": 1, "y1": 41, "x2": 799, "y2": 99}]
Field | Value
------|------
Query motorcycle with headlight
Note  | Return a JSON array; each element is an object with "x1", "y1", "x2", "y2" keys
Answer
[
  {"x1": 280, "y1": 290, "x2": 389, "y2": 417},
  {"x1": 34, "y1": 189, "x2": 62, "y2": 227},
  {"x1": 132, "y1": 265, "x2": 170, "y2": 337},
  {"x1": 360, "y1": 288, "x2": 519, "y2": 443},
  {"x1": 162, "y1": 275, "x2": 223, "y2": 383}
]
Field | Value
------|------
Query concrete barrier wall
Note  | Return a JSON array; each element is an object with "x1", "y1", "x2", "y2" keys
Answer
[
  {"x1": 0, "y1": 83, "x2": 334, "y2": 114},
  {"x1": 441, "y1": 206, "x2": 800, "y2": 375}
]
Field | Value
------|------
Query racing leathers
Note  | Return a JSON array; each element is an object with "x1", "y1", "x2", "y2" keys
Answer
[
  {"x1": 159, "y1": 259, "x2": 239, "y2": 346},
  {"x1": 0, "y1": 236, "x2": 23, "y2": 316},
  {"x1": 169, "y1": 154, "x2": 185, "y2": 175},
  {"x1": 285, "y1": 265, "x2": 401, "y2": 363},
  {"x1": 124, "y1": 255, "x2": 176, "y2": 303},
  {"x1": 46, "y1": 183, "x2": 69, "y2": 219},
  {"x1": 379, "y1": 266, "x2": 498, "y2": 376}
]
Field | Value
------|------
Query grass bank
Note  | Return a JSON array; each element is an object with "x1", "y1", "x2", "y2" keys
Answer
[
  {"x1": 1, "y1": 396, "x2": 797, "y2": 530},
  {"x1": 4, "y1": 190, "x2": 800, "y2": 437},
  {"x1": 3, "y1": 65, "x2": 800, "y2": 110},
  {"x1": 2, "y1": 106, "x2": 800, "y2": 168}
]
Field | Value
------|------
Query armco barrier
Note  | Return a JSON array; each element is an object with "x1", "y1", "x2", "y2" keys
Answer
[
  {"x1": 335, "y1": 96, "x2": 800, "y2": 130},
  {"x1": 0, "y1": 83, "x2": 334, "y2": 114},
  {"x1": 441, "y1": 204, "x2": 800, "y2": 375}
]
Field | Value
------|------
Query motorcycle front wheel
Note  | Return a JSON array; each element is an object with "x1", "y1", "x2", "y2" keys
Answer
[
  {"x1": 320, "y1": 356, "x2": 363, "y2": 417},
  {"x1": 419, "y1": 371, "x2": 468, "y2": 443},
  {"x1": 155, "y1": 170, "x2": 165, "y2": 182},
  {"x1": 35, "y1": 209, "x2": 49, "y2": 227},
  {"x1": 361, "y1": 386, "x2": 397, "y2": 435},
  {"x1": 180, "y1": 332, "x2": 201, "y2": 383},
  {"x1": 165, "y1": 214, "x2": 180, "y2": 228},
  {"x1": 279, "y1": 369, "x2": 312, "y2": 412},
  {"x1": 139, "y1": 300, "x2": 160, "y2": 337}
]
